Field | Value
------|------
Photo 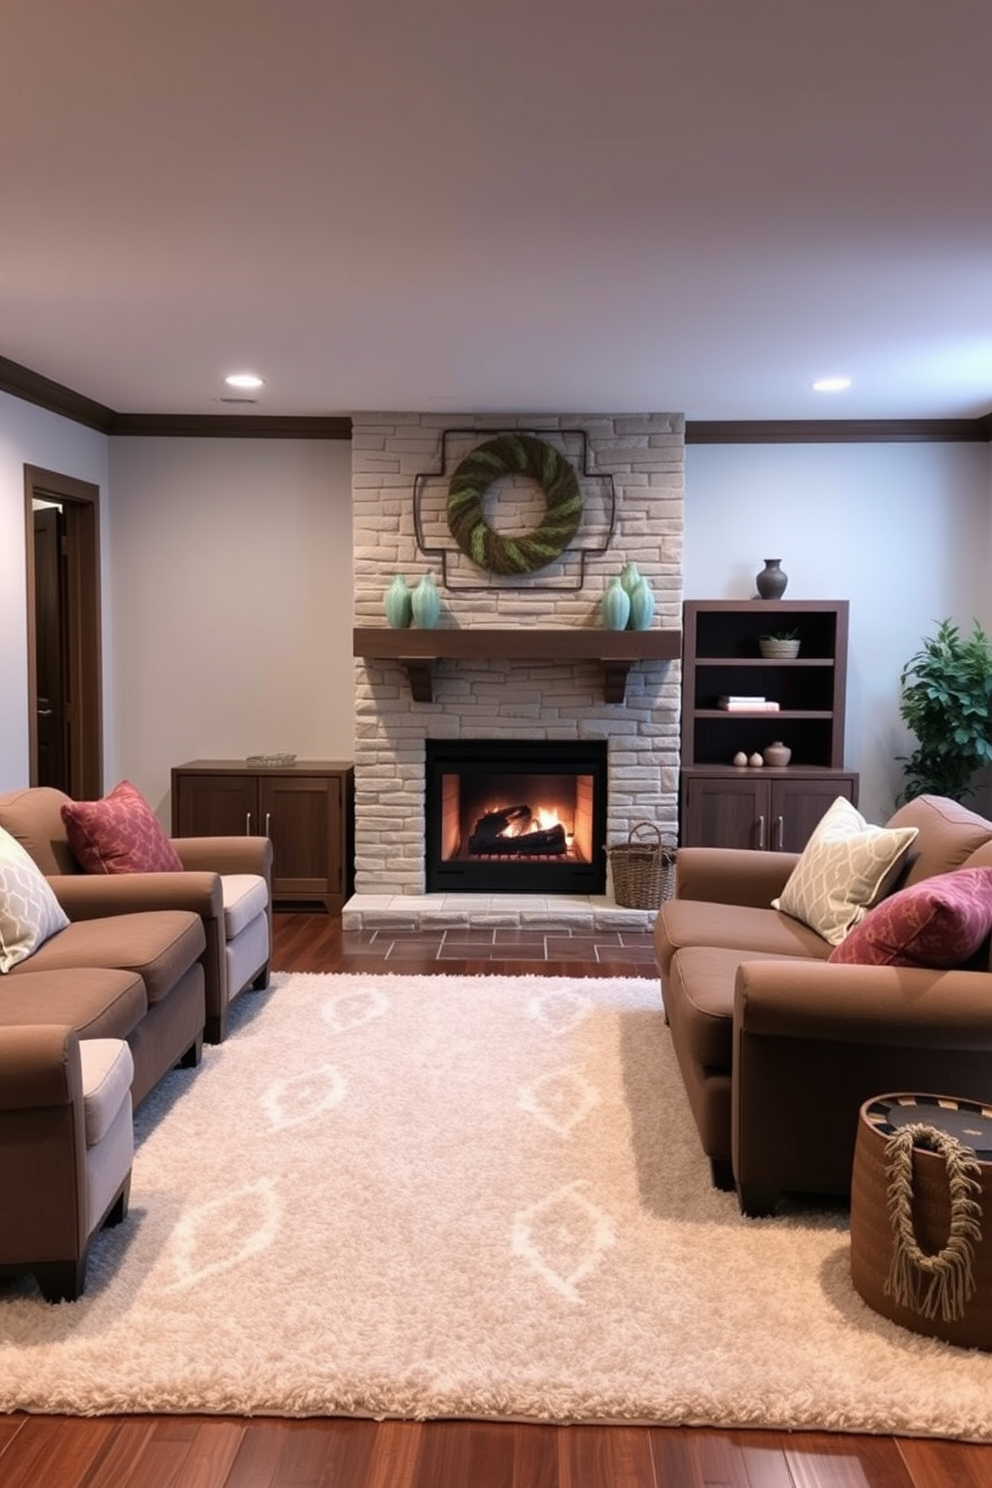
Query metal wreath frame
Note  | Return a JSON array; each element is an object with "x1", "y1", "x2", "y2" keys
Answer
[{"x1": 412, "y1": 427, "x2": 617, "y2": 591}]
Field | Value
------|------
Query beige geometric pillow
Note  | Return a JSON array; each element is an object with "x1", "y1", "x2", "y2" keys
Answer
[
  {"x1": 0, "y1": 824, "x2": 70, "y2": 972},
  {"x1": 771, "y1": 796, "x2": 919, "y2": 946}
]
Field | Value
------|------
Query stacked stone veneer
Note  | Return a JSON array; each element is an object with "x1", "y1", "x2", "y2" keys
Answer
[{"x1": 352, "y1": 412, "x2": 684, "y2": 898}]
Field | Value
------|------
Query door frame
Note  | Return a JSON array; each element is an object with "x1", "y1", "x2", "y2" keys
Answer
[{"x1": 23, "y1": 465, "x2": 103, "y2": 797}]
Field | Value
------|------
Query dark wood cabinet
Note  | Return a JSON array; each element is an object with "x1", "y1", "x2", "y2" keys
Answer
[
  {"x1": 171, "y1": 760, "x2": 355, "y2": 912},
  {"x1": 681, "y1": 767, "x2": 859, "y2": 851},
  {"x1": 679, "y1": 601, "x2": 858, "y2": 849}
]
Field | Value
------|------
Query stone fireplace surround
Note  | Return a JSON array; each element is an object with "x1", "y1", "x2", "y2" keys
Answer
[{"x1": 345, "y1": 412, "x2": 684, "y2": 930}]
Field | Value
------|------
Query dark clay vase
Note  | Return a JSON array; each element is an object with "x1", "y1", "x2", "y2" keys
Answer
[{"x1": 755, "y1": 559, "x2": 788, "y2": 599}]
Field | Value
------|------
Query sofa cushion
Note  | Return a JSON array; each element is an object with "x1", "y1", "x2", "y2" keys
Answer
[
  {"x1": 666, "y1": 946, "x2": 808, "y2": 1070},
  {"x1": 221, "y1": 874, "x2": 269, "y2": 938},
  {"x1": 12, "y1": 910, "x2": 205, "y2": 1005},
  {"x1": 771, "y1": 796, "x2": 918, "y2": 946},
  {"x1": 0, "y1": 967, "x2": 147, "y2": 1040},
  {"x1": 654, "y1": 898, "x2": 831, "y2": 978},
  {"x1": 884, "y1": 794, "x2": 992, "y2": 888},
  {"x1": 0, "y1": 824, "x2": 70, "y2": 973},
  {"x1": 61, "y1": 780, "x2": 184, "y2": 875},
  {"x1": 828, "y1": 867, "x2": 992, "y2": 968},
  {"x1": 79, "y1": 1038, "x2": 135, "y2": 1146}
]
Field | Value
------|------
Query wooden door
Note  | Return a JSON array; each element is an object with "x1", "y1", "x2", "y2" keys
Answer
[
  {"x1": 173, "y1": 771, "x2": 257, "y2": 837},
  {"x1": 32, "y1": 506, "x2": 68, "y2": 789},
  {"x1": 260, "y1": 774, "x2": 341, "y2": 902},
  {"x1": 770, "y1": 775, "x2": 858, "y2": 853},
  {"x1": 682, "y1": 775, "x2": 767, "y2": 849}
]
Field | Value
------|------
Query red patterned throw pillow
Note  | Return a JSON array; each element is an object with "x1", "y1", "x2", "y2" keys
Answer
[
  {"x1": 61, "y1": 780, "x2": 184, "y2": 874},
  {"x1": 827, "y1": 866, "x2": 992, "y2": 968}
]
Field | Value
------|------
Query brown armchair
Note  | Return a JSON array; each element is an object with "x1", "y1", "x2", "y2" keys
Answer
[{"x1": 0, "y1": 787, "x2": 273, "y2": 1043}]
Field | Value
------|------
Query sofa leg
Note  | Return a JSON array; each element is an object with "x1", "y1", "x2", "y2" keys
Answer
[
  {"x1": 252, "y1": 962, "x2": 270, "y2": 991},
  {"x1": 737, "y1": 1184, "x2": 780, "y2": 1219},
  {"x1": 710, "y1": 1158, "x2": 735, "y2": 1192},
  {"x1": 103, "y1": 1174, "x2": 131, "y2": 1229},
  {"x1": 204, "y1": 1010, "x2": 227, "y2": 1045},
  {"x1": 35, "y1": 1257, "x2": 87, "y2": 1304},
  {"x1": 178, "y1": 1033, "x2": 203, "y2": 1069}
]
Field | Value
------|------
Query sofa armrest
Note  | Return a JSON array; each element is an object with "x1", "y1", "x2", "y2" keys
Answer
[
  {"x1": 676, "y1": 847, "x2": 800, "y2": 907},
  {"x1": 172, "y1": 836, "x2": 273, "y2": 880},
  {"x1": 734, "y1": 958, "x2": 992, "y2": 1048},
  {"x1": 47, "y1": 871, "x2": 223, "y2": 922},
  {"x1": 0, "y1": 1024, "x2": 80, "y2": 1110}
]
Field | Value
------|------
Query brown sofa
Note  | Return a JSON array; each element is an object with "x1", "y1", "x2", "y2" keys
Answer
[
  {"x1": 0, "y1": 786, "x2": 273, "y2": 1043},
  {"x1": 654, "y1": 794, "x2": 992, "y2": 1216},
  {"x1": 0, "y1": 903, "x2": 207, "y2": 1297}
]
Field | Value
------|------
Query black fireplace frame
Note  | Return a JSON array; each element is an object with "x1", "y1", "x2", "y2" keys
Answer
[{"x1": 424, "y1": 738, "x2": 608, "y2": 894}]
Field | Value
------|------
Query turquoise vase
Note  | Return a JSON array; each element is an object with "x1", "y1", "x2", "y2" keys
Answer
[
  {"x1": 384, "y1": 574, "x2": 413, "y2": 629},
  {"x1": 620, "y1": 561, "x2": 641, "y2": 598},
  {"x1": 628, "y1": 577, "x2": 656, "y2": 631},
  {"x1": 411, "y1": 572, "x2": 441, "y2": 629},
  {"x1": 601, "y1": 577, "x2": 631, "y2": 631}
]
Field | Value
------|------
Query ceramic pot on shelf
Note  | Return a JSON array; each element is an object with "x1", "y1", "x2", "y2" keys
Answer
[
  {"x1": 411, "y1": 572, "x2": 441, "y2": 629},
  {"x1": 384, "y1": 574, "x2": 413, "y2": 629},
  {"x1": 628, "y1": 577, "x2": 656, "y2": 631},
  {"x1": 601, "y1": 577, "x2": 631, "y2": 631},
  {"x1": 755, "y1": 559, "x2": 788, "y2": 599},
  {"x1": 763, "y1": 741, "x2": 792, "y2": 767}
]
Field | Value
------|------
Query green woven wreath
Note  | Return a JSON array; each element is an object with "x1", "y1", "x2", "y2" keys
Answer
[{"x1": 446, "y1": 433, "x2": 583, "y2": 575}]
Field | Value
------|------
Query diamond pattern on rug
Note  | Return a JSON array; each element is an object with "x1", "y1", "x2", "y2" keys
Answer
[
  {"x1": 518, "y1": 1066, "x2": 600, "y2": 1135},
  {"x1": 512, "y1": 1181, "x2": 617, "y2": 1302}
]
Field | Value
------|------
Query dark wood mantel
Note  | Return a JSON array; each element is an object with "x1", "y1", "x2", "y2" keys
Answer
[{"x1": 353, "y1": 627, "x2": 680, "y2": 704}]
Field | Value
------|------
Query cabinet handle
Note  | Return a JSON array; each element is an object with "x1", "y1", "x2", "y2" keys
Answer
[
  {"x1": 245, "y1": 812, "x2": 252, "y2": 835},
  {"x1": 264, "y1": 812, "x2": 271, "y2": 836},
  {"x1": 757, "y1": 814, "x2": 766, "y2": 850},
  {"x1": 775, "y1": 815, "x2": 784, "y2": 850}
]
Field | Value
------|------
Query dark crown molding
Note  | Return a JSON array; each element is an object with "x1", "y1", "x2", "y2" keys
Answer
[{"x1": 1, "y1": 352, "x2": 989, "y2": 444}]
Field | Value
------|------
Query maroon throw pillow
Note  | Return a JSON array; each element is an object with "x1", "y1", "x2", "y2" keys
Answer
[
  {"x1": 61, "y1": 780, "x2": 184, "y2": 874},
  {"x1": 827, "y1": 866, "x2": 992, "y2": 968}
]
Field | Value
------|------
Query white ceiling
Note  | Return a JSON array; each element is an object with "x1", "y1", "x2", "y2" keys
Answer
[{"x1": 3, "y1": 0, "x2": 991, "y2": 423}]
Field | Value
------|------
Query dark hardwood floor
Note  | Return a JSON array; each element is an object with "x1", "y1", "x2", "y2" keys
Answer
[{"x1": 3, "y1": 910, "x2": 990, "y2": 1488}]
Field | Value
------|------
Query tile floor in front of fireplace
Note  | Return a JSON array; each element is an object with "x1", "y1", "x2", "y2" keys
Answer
[{"x1": 341, "y1": 893, "x2": 661, "y2": 967}]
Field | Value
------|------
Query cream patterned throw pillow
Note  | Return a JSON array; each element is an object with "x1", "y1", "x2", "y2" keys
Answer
[
  {"x1": 0, "y1": 824, "x2": 70, "y2": 972},
  {"x1": 771, "y1": 796, "x2": 919, "y2": 946}
]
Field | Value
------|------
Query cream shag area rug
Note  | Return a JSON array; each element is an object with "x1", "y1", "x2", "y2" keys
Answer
[{"x1": 3, "y1": 971, "x2": 992, "y2": 1438}]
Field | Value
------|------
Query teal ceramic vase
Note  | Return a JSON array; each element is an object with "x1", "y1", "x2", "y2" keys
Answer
[
  {"x1": 411, "y1": 572, "x2": 441, "y2": 629},
  {"x1": 601, "y1": 576, "x2": 631, "y2": 631},
  {"x1": 384, "y1": 574, "x2": 413, "y2": 629},
  {"x1": 628, "y1": 576, "x2": 656, "y2": 631},
  {"x1": 620, "y1": 561, "x2": 641, "y2": 598}
]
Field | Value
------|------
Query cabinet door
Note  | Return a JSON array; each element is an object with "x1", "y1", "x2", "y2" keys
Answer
[
  {"x1": 260, "y1": 774, "x2": 341, "y2": 900},
  {"x1": 769, "y1": 776, "x2": 858, "y2": 853},
  {"x1": 682, "y1": 775, "x2": 768, "y2": 850},
  {"x1": 173, "y1": 771, "x2": 257, "y2": 837}
]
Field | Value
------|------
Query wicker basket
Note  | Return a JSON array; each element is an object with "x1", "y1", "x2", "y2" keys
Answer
[{"x1": 608, "y1": 821, "x2": 676, "y2": 910}]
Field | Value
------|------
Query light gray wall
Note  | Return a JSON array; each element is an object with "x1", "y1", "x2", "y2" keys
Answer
[
  {"x1": 2, "y1": 394, "x2": 990, "y2": 833},
  {"x1": 107, "y1": 437, "x2": 354, "y2": 819},
  {"x1": 0, "y1": 392, "x2": 112, "y2": 791},
  {"x1": 684, "y1": 440, "x2": 992, "y2": 823}
]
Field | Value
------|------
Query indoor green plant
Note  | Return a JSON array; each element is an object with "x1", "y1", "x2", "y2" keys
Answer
[{"x1": 896, "y1": 617, "x2": 992, "y2": 802}]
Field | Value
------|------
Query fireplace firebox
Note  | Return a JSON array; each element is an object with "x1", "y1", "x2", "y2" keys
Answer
[{"x1": 424, "y1": 739, "x2": 608, "y2": 893}]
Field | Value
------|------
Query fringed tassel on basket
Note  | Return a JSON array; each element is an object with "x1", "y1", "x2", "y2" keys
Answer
[{"x1": 884, "y1": 1122, "x2": 983, "y2": 1323}]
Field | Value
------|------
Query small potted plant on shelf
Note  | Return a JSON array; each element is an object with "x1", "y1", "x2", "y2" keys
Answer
[{"x1": 759, "y1": 628, "x2": 800, "y2": 659}]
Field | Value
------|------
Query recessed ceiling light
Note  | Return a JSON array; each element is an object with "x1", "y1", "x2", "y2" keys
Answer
[
  {"x1": 812, "y1": 376, "x2": 852, "y2": 393},
  {"x1": 224, "y1": 372, "x2": 265, "y2": 390}
]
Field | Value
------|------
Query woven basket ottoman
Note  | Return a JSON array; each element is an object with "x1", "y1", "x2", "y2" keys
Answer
[{"x1": 850, "y1": 1093, "x2": 992, "y2": 1351}]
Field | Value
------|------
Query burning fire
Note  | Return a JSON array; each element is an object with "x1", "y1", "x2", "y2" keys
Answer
[{"x1": 486, "y1": 802, "x2": 572, "y2": 844}]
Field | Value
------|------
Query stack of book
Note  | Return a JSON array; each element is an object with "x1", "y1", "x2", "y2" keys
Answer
[{"x1": 716, "y1": 695, "x2": 780, "y2": 712}]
